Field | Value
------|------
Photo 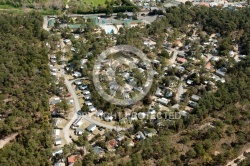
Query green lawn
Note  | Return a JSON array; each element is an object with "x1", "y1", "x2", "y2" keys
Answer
[
  {"x1": 83, "y1": 0, "x2": 107, "y2": 6},
  {"x1": 0, "y1": 4, "x2": 20, "y2": 9}
]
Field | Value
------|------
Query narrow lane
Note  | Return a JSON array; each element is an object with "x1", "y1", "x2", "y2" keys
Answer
[{"x1": 63, "y1": 78, "x2": 125, "y2": 144}]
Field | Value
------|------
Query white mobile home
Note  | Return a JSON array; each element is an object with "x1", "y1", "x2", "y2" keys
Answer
[
  {"x1": 71, "y1": 117, "x2": 83, "y2": 129},
  {"x1": 87, "y1": 124, "x2": 97, "y2": 132}
]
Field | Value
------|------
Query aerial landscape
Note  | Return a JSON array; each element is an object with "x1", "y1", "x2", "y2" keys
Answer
[{"x1": 0, "y1": 0, "x2": 250, "y2": 166}]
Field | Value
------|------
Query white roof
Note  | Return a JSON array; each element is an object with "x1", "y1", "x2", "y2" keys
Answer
[{"x1": 54, "y1": 129, "x2": 60, "y2": 136}]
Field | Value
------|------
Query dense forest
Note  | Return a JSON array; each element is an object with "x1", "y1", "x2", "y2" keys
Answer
[
  {"x1": 0, "y1": 4, "x2": 249, "y2": 166},
  {"x1": 0, "y1": 12, "x2": 52, "y2": 165},
  {"x1": 0, "y1": 0, "x2": 63, "y2": 9}
]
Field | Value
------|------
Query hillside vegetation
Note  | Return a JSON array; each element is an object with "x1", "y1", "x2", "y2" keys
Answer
[{"x1": 0, "y1": 12, "x2": 52, "y2": 165}]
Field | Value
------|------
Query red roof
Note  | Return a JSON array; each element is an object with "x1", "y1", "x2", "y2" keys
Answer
[
  {"x1": 175, "y1": 40, "x2": 182, "y2": 46},
  {"x1": 205, "y1": 62, "x2": 212, "y2": 70},
  {"x1": 199, "y1": 2, "x2": 209, "y2": 7},
  {"x1": 106, "y1": 139, "x2": 118, "y2": 149},
  {"x1": 68, "y1": 155, "x2": 78, "y2": 163},
  {"x1": 177, "y1": 57, "x2": 186, "y2": 63}
]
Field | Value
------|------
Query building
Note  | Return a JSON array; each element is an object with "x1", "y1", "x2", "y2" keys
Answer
[
  {"x1": 188, "y1": 101, "x2": 198, "y2": 108},
  {"x1": 191, "y1": 94, "x2": 201, "y2": 102},
  {"x1": 147, "y1": 109, "x2": 156, "y2": 115},
  {"x1": 165, "y1": 89, "x2": 173, "y2": 98},
  {"x1": 215, "y1": 69, "x2": 226, "y2": 77},
  {"x1": 53, "y1": 129, "x2": 60, "y2": 137},
  {"x1": 186, "y1": 79, "x2": 194, "y2": 85},
  {"x1": 82, "y1": 90, "x2": 90, "y2": 95},
  {"x1": 54, "y1": 138, "x2": 62, "y2": 146},
  {"x1": 75, "y1": 128, "x2": 84, "y2": 135},
  {"x1": 205, "y1": 62, "x2": 212, "y2": 70},
  {"x1": 104, "y1": 114, "x2": 114, "y2": 122},
  {"x1": 155, "y1": 88, "x2": 163, "y2": 97},
  {"x1": 175, "y1": 40, "x2": 183, "y2": 47},
  {"x1": 74, "y1": 80, "x2": 82, "y2": 85},
  {"x1": 83, "y1": 95, "x2": 91, "y2": 100},
  {"x1": 143, "y1": 128, "x2": 157, "y2": 137},
  {"x1": 52, "y1": 148, "x2": 63, "y2": 156},
  {"x1": 93, "y1": 146, "x2": 104, "y2": 155},
  {"x1": 106, "y1": 139, "x2": 118, "y2": 151},
  {"x1": 53, "y1": 118, "x2": 61, "y2": 127},
  {"x1": 85, "y1": 101, "x2": 92, "y2": 106},
  {"x1": 178, "y1": 52, "x2": 186, "y2": 58},
  {"x1": 71, "y1": 117, "x2": 83, "y2": 129},
  {"x1": 135, "y1": 131, "x2": 146, "y2": 140},
  {"x1": 157, "y1": 98, "x2": 169, "y2": 106},
  {"x1": 50, "y1": 97, "x2": 61, "y2": 105},
  {"x1": 88, "y1": 106, "x2": 96, "y2": 112},
  {"x1": 67, "y1": 99, "x2": 74, "y2": 105},
  {"x1": 72, "y1": 71, "x2": 82, "y2": 78},
  {"x1": 95, "y1": 110, "x2": 104, "y2": 117},
  {"x1": 87, "y1": 124, "x2": 97, "y2": 132},
  {"x1": 177, "y1": 57, "x2": 186, "y2": 64},
  {"x1": 67, "y1": 155, "x2": 79, "y2": 166},
  {"x1": 54, "y1": 162, "x2": 65, "y2": 166}
]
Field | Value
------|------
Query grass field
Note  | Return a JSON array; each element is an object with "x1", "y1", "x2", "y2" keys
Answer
[
  {"x1": 83, "y1": 0, "x2": 107, "y2": 6},
  {"x1": 0, "y1": 4, "x2": 20, "y2": 9}
]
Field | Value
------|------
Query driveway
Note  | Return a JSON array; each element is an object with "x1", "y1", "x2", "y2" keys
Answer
[
  {"x1": 169, "y1": 48, "x2": 178, "y2": 64},
  {"x1": 176, "y1": 83, "x2": 184, "y2": 102}
]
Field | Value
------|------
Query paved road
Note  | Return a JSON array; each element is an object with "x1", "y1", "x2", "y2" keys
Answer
[
  {"x1": 62, "y1": 79, "x2": 78, "y2": 144},
  {"x1": 63, "y1": 78, "x2": 125, "y2": 144},
  {"x1": 68, "y1": 79, "x2": 125, "y2": 130}
]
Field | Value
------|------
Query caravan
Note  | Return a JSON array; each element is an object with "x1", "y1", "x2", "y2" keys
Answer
[{"x1": 70, "y1": 117, "x2": 83, "y2": 129}]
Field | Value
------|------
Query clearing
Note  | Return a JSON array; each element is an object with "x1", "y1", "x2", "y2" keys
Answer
[{"x1": 0, "y1": 133, "x2": 18, "y2": 149}]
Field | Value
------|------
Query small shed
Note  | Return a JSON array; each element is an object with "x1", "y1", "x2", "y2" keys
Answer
[
  {"x1": 54, "y1": 138, "x2": 62, "y2": 146},
  {"x1": 75, "y1": 128, "x2": 84, "y2": 135},
  {"x1": 136, "y1": 131, "x2": 146, "y2": 140},
  {"x1": 87, "y1": 124, "x2": 96, "y2": 132},
  {"x1": 191, "y1": 94, "x2": 201, "y2": 102}
]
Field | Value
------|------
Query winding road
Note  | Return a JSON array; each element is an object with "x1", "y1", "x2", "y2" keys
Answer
[{"x1": 63, "y1": 78, "x2": 125, "y2": 144}]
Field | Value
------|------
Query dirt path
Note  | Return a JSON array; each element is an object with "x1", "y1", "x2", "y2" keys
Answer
[
  {"x1": 0, "y1": 133, "x2": 18, "y2": 149},
  {"x1": 226, "y1": 145, "x2": 250, "y2": 166}
]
